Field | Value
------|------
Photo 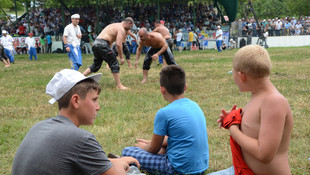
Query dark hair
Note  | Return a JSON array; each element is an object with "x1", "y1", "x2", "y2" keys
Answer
[
  {"x1": 160, "y1": 65, "x2": 186, "y2": 95},
  {"x1": 58, "y1": 79, "x2": 101, "y2": 110},
  {"x1": 155, "y1": 20, "x2": 161, "y2": 24}
]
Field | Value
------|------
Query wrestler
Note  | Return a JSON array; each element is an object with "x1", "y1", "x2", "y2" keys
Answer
[
  {"x1": 135, "y1": 28, "x2": 177, "y2": 83},
  {"x1": 153, "y1": 20, "x2": 173, "y2": 53},
  {"x1": 112, "y1": 30, "x2": 136, "y2": 67},
  {"x1": 83, "y1": 17, "x2": 134, "y2": 90}
]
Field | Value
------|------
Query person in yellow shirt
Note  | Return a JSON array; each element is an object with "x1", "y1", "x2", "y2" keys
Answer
[{"x1": 188, "y1": 29, "x2": 194, "y2": 50}]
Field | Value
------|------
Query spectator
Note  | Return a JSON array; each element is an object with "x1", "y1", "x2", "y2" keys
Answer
[{"x1": 46, "y1": 32, "x2": 52, "y2": 53}]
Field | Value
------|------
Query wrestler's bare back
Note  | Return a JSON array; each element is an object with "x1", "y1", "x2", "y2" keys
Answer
[
  {"x1": 140, "y1": 32, "x2": 166, "y2": 48},
  {"x1": 97, "y1": 23, "x2": 126, "y2": 47},
  {"x1": 241, "y1": 88, "x2": 293, "y2": 175},
  {"x1": 153, "y1": 26, "x2": 171, "y2": 39}
]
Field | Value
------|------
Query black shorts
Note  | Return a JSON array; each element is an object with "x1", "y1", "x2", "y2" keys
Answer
[
  {"x1": 166, "y1": 38, "x2": 174, "y2": 52},
  {"x1": 112, "y1": 42, "x2": 131, "y2": 60},
  {"x1": 89, "y1": 39, "x2": 120, "y2": 73},
  {"x1": 143, "y1": 47, "x2": 177, "y2": 70}
]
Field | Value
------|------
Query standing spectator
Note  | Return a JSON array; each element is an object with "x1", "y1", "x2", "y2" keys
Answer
[
  {"x1": 39, "y1": 35, "x2": 46, "y2": 53},
  {"x1": 275, "y1": 20, "x2": 282, "y2": 36},
  {"x1": 283, "y1": 20, "x2": 291, "y2": 36},
  {"x1": 25, "y1": 33, "x2": 38, "y2": 60},
  {"x1": 187, "y1": 29, "x2": 194, "y2": 50},
  {"x1": 63, "y1": 14, "x2": 82, "y2": 71},
  {"x1": 0, "y1": 30, "x2": 15, "y2": 63},
  {"x1": 18, "y1": 23, "x2": 26, "y2": 36},
  {"x1": 176, "y1": 29, "x2": 183, "y2": 52},
  {"x1": 295, "y1": 21, "x2": 303, "y2": 35},
  {"x1": 43, "y1": 24, "x2": 50, "y2": 35},
  {"x1": 215, "y1": 25, "x2": 223, "y2": 52},
  {"x1": 46, "y1": 32, "x2": 52, "y2": 53},
  {"x1": 289, "y1": 21, "x2": 295, "y2": 35}
]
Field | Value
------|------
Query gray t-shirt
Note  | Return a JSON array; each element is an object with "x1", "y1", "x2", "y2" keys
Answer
[{"x1": 12, "y1": 115, "x2": 112, "y2": 175}]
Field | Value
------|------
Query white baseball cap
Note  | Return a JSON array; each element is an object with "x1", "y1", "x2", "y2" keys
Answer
[
  {"x1": 217, "y1": 26, "x2": 221, "y2": 28},
  {"x1": 46, "y1": 69, "x2": 102, "y2": 104},
  {"x1": 2, "y1": 30, "x2": 7, "y2": 34},
  {"x1": 71, "y1": 14, "x2": 80, "y2": 19}
]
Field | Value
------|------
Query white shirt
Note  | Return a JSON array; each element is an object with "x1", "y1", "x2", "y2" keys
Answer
[
  {"x1": 63, "y1": 23, "x2": 81, "y2": 47},
  {"x1": 0, "y1": 35, "x2": 14, "y2": 50},
  {"x1": 25, "y1": 37, "x2": 36, "y2": 49},
  {"x1": 176, "y1": 32, "x2": 183, "y2": 42},
  {"x1": 216, "y1": 29, "x2": 223, "y2": 40}
]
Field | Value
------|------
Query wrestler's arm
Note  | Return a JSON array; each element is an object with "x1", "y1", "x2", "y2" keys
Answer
[
  {"x1": 116, "y1": 29, "x2": 125, "y2": 61},
  {"x1": 229, "y1": 96, "x2": 288, "y2": 163},
  {"x1": 152, "y1": 37, "x2": 168, "y2": 60},
  {"x1": 153, "y1": 27, "x2": 159, "y2": 33},
  {"x1": 135, "y1": 133, "x2": 164, "y2": 154},
  {"x1": 127, "y1": 30, "x2": 136, "y2": 40},
  {"x1": 134, "y1": 41, "x2": 143, "y2": 68}
]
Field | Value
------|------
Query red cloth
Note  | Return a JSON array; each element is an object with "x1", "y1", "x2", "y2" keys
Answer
[
  {"x1": 230, "y1": 136, "x2": 255, "y2": 175},
  {"x1": 223, "y1": 108, "x2": 242, "y2": 129}
]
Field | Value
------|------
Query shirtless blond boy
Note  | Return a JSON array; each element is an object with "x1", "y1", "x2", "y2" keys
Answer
[
  {"x1": 135, "y1": 28, "x2": 177, "y2": 83},
  {"x1": 210, "y1": 45, "x2": 293, "y2": 175},
  {"x1": 83, "y1": 17, "x2": 134, "y2": 89}
]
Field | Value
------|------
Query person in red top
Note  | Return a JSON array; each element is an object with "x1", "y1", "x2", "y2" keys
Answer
[{"x1": 18, "y1": 23, "x2": 26, "y2": 36}]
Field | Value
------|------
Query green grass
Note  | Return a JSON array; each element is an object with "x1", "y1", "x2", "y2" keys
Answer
[{"x1": 0, "y1": 47, "x2": 310, "y2": 174}]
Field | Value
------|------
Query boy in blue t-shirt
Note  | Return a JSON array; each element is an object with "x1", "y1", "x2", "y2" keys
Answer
[{"x1": 122, "y1": 65, "x2": 209, "y2": 175}]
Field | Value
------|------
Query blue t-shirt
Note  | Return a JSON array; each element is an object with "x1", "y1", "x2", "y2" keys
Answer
[
  {"x1": 46, "y1": 35, "x2": 52, "y2": 44},
  {"x1": 153, "y1": 98, "x2": 209, "y2": 174}
]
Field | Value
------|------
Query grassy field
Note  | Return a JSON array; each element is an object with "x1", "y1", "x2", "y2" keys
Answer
[{"x1": 0, "y1": 47, "x2": 309, "y2": 174}]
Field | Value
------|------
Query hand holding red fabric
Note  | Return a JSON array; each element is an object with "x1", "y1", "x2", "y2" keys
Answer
[{"x1": 222, "y1": 108, "x2": 242, "y2": 129}]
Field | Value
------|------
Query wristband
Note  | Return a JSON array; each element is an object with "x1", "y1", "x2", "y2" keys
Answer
[{"x1": 64, "y1": 44, "x2": 69, "y2": 48}]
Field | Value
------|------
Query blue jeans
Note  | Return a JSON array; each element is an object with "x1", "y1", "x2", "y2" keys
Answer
[
  {"x1": 4, "y1": 48, "x2": 14, "y2": 63},
  {"x1": 207, "y1": 166, "x2": 234, "y2": 175},
  {"x1": 216, "y1": 40, "x2": 222, "y2": 52}
]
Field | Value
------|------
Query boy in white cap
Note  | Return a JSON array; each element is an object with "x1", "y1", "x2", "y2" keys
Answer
[
  {"x1": 0, "y1": 30, "x2": 15, "y2": 63},
  {"x1": 63, "y1": 14, "x2": 83, "y2": 70},
  {"x1": 25, "y1": 33, "x2": 38, "y2": 60},
  {"x1": 12, "y1": 69, "x2": 140, "y2": 175}
]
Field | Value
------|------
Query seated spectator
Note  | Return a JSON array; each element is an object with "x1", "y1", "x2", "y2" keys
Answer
[
  {"x1": 12, "y1": 69, "x2": 140, "y2": 174},
  {"x1": 122, "y1": 65, "x2": 209, "y2": 175}
]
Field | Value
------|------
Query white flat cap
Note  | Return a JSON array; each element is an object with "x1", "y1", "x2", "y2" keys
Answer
[
  {"x1": 46, "y1": 69, "x2": 102, "y2": 104},
  {"x1": 71, "y1": 14, "x2": 80, "y2": 19}
]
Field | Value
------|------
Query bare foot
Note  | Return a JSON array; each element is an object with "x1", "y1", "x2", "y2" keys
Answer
[
  {"x1": 5, "y1": 65, "x2": 10, "y2": 68},
  {"x1": 128, "y1": 64, "x2": 133, "y2": 68},
  {"x1": 117, "y1": 85, "x2": 129, "y2": 90},
  {"x1": 120, "y1": 58, "x2": 125, "y2": 65},
  {"x1": 141, "y1": 79, "x2": 147, "y2": 84}
]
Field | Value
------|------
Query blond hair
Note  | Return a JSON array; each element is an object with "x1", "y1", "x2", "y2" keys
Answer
[{"x1": 233, "y1": 45, "x2": 271, "y2": 78}]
